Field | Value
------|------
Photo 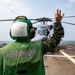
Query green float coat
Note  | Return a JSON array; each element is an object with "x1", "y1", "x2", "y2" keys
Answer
[{"x1": 0, "y1": 42, "x2": 45, "y2": 75}]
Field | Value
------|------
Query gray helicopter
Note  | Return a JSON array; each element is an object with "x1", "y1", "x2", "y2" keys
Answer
[
  {"x1": 31, "y1": 17, "x2": 53, "y2": 42},
  {"x1": 30, "y1": 16, "x2": 75, "y2": 42}
]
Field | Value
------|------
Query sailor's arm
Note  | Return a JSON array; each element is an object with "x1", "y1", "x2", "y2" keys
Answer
[{"x1": 42, "y1": 9, "x2": 64, "y2": 54}]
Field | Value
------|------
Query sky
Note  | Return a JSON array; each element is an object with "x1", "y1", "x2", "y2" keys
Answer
[{"x1": 0, "y1": 0, "x2": 75, "y2": 41}]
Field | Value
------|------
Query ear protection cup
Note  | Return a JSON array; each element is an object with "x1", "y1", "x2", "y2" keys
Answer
[{"x1": 30, "y1": 28, "x2": 36, "y2": 39}]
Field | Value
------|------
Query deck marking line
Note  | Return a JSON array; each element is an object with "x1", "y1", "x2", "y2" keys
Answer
[
  {"x1": 44, "y1": 55, "x2": 75, "y2": 57},
  {"x1": 59, "y1": 49, "x2": 75, "y2": 64}
]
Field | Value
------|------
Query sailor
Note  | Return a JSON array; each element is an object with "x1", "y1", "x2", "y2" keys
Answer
[{"x1": 0, "y1": 9, "x2": 64, "y2": 75}]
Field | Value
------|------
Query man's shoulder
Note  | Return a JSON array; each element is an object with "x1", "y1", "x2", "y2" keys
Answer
[{"x1": 1, "y1": 42, "x2": 15, "y2": 50}]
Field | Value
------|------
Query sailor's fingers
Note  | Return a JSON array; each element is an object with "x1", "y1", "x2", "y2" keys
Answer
[
  {"x1": 61, "y1": 13, "x2": 65, "y2": 18},
  {"x1": 59, "y1": 10, "x2": 61, "y2": 16},
  {"x1": 55, "y1": 9, "x2": 59, "y2": 17}
]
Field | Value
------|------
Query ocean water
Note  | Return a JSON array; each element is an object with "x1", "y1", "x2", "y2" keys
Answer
[
  {"x1": 0, "y1": 40, "x2": 75, "y2": 44},
  {"x1": 0, "y1": 40, "x2": 75, "y2": 48},
  {"x1": 60, "y1": 41, "x2": 75, "y2": 44},
  {"x1": 0, "y1": 41, "x2": 14, "y2": 44}
]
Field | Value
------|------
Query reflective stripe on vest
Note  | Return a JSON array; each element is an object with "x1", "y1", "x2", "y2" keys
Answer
[{"x1": 6, "y1": 50, "x2": 37, "y2": 58}]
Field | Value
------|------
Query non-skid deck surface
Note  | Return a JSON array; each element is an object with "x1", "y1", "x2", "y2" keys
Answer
[{"x1": 44, "y1": 44, "x2": 75, "y2": 75}]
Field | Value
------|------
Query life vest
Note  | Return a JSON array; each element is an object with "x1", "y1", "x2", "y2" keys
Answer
[{"x1": 1, "y1": 42, "x2": 45, "y2": 75}]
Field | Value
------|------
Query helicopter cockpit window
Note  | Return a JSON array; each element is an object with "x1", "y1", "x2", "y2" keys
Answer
[{"x1": 36, "y1": 28, "x2": 47, "y2": 36}]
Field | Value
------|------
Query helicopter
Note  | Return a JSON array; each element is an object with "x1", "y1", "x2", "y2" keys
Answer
[
  {"x1": 30, "y1": 16, "x2": 75, "y2": 42},
  {"x1": 31, "y1": 17, "x2": 54, "y2": 42},
  {"x1": 0, "y1": 16, "x2": 75, "y2": 42}
]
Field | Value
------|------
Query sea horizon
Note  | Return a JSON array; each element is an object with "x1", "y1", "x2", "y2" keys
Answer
[{"x1": 0, "y1": 40, "x2": 75, "y2": 44}]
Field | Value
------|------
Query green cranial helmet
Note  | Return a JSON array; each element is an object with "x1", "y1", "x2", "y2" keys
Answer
[{"x1": 10, "y1": 16, "x2": 33, "y2": 41}]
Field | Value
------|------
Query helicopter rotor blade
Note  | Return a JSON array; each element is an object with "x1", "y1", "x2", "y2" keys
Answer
[
  {"x1": 31, "y1": 17, "x2": 52, "y2": 22},
  {"x1": 0, "y1": 17, "x2": 52, "y2": 22},
  {"x1": 62, "y1": 22, "x2": 75, "y2": 26},
  {"x1": 0, "y1": 19, "x2": 14, "y2": 21},
  {"x1": 0, "y1": 16, "x2": 75, "y2": 22},
  {"x1": 51, "y1": 16, "x2": 75, "y2": 19},
  {"x1": 63, "y1": 16, "x2": 75, "y2": 18}
]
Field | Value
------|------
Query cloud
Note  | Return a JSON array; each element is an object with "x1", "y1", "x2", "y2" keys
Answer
[
  {"x1": 0, "y1": 0, "x2": 34, "y2": 40},
  {"x1": 0, "y1": 0, "x2": 32, "y2": 18},
  {"x1": 61, "y1": 0, "x2": 75, "y2": 9},
  {"x1": 69, "y1": 0, "x2": 75, "y2": 3}
]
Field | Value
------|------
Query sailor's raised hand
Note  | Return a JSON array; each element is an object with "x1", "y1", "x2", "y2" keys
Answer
[{"x1": 55, "y1": 9, "x2": 64, "y2": 23}]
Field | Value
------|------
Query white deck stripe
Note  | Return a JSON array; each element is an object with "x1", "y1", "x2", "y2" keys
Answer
[
  {"x1": 44, "y1": 55, "x2": 75, "y2": 57},
  {"x1": 59, "y1": 49, "x2": 75, "y2": 64},
  {"x1": 44, "y1": 55, "x2": 66, "y2": 57}
]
